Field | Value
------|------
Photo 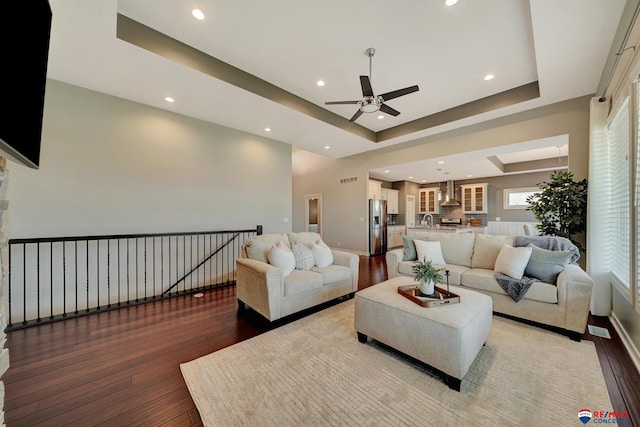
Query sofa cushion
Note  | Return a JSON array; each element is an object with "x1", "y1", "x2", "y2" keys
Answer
[
  {"x1": 288, "y1": 232, "x2": 322, "y2": 248},
  {"x1": 470, "y1": 234, "x2": 514, "y2": 269},
  {"x1": 311, "y1": 241, "x2": 333, "y2": 267},
  {"x1": 494, "y1": 244, "x2": 532, "y2": 280},
  {"x1": 524, "y1": 244, "x2": 573, "y2": 284},
  {"x1": 406, "y1": 232, "x2": 476, "y2": 267},
  {"x1": 292, "y1": 242, "x2": 314, "y2": 271},
  {"x1": 283, "y1": 270, "x2": 324, "y2": 296},
  {"x1": 413, "y1": 240, "x2": 446, "y2": 265},
  {"x1": 461, "y1": 268, "x2": 558, "y2": 304},
  {"x1": 268, "y1": 242, "x2": 295, "y2": 276},
  {"x1": 427, "y1": 232, "x2": 476, "y2": 267},
  {"x1": 398, "y1": 260, "x2": 418, "y2": 277},
  {"x1": 245, "y1": 233, "x2": 290, "y2": 263},
  {"x1": 312, "y1": 264, "x2": 352, "y2": 284},
  {"x1": 396, "y1": 261, "x2": 467, "y2": 285},
  {"x1": 439, "y1": 264, "x2": 467, "y2": 286}
]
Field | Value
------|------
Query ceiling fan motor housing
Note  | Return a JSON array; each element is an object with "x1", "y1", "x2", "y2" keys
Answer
[{"x1": 360, "y1": 97, "x2": 380, "y2": 113}]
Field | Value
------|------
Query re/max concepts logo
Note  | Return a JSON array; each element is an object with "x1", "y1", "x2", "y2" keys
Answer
[{"x1": 578, "y1": 409, "x2": 630, "y2": 424}]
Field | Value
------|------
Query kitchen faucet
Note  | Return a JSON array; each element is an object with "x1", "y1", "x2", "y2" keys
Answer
[{"x1": 422, "y1": 213, "x2": 433, "y2": 226}]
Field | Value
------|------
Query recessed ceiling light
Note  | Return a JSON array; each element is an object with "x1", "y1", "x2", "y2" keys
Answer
[
  {"x1": 316, "y1": 80, "x2": 325, "y2": 87},
  {"x1": 484, "y1": 74, "x2": 495, "y2": 81},
  {"x1": 437, "y1": 161, "x2": 445, "y2": 164},
  {"x1": 324, "y1": 146, "x2": 331, "y2": 150},
  {"x1": 192, "y1": 9, "x2": 205, "y2": 20},
  {"x1": 408, "y1": 176, "x2": 414, "y2": 179},
  {"x1": 467, "y1": 174, "x2": 473, "y2": 178},
  {"x1": 377, "y1": 115, "x2": 384, "y2": 120},
  {"x1": 384, "y1": 170, "x2": 390, "y2": 173},
  {"x1": 164, "y1": 97, "x2": 175, "y2": 103},
  {"x1": 445, "y1": 0, "x2": 458, "y2": 6},
  {"x1": 264, "y1": 127, "x2": 271, "y2": 132}
]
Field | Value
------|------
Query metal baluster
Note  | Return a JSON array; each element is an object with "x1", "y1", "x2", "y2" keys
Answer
[
  {"x1": 96, "y1": 240, "x2": 100, "y2": 310},
  {"x1": 144, "y1": 237, "x2": 148, "y2": 300},
  {"x1": 107, "y1": 240, "x2": 111, "y2": 308},
  {"x1": 62, "y1": 242, "x2": 66, "y2": 317}
]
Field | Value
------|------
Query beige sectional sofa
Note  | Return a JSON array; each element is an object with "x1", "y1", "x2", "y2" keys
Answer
[
  {"x1": 236, "y1": 232, "x2": 359, "y2": 322},
  {"x1": 385, "y1": 232, "x2": 593, "y2": 340}
]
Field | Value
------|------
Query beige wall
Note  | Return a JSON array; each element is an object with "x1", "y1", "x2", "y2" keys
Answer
[
  {"x1": 292, "y1": 96, "x2": 590, "y2": 253},
  {"x1": 9, "y1": 80, "x2": 293, "y2": 238}
]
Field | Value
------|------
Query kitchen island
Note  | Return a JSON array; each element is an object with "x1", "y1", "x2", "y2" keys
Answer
[{"x1": 406, "y1": 226, "x2": 487, "y2": 236}]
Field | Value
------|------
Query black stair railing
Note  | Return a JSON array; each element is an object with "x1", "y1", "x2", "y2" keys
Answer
[{"x1": 7, "y1": 226, "x2": 261, "y2": 330}]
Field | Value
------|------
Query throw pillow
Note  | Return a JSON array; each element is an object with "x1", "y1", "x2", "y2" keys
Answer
[
  {"x1": 470, "y1": 234, "x2": 514, "y2": 269},
  {"x1": 311, "y1": 240, "x2": 333, "y2": 268},
  {"x1": 292, "y1": 242, "x2": 314, "y2": 271},
  {"x1": 401, "y1": 235, "x2": 429, "y2": 261},
  {"x1": 494, "y1": 244, "x2": 533, "y2": 280},
  {"x1": 268, "y1": 242, "x2": 295, "y2": 276},
  {"x1": 524, "y1": 243, "x2": 573, "y2": 284},
  {"x1": 413, "y1": 239, "x2": 446, "y2": 265}
]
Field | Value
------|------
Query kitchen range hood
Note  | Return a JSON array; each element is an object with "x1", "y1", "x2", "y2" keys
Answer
[{"x1": 441, "y1": 180, "x2": 461, "y2": 206}]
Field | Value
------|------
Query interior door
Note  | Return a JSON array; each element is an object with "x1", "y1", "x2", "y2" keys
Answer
[{"x1": 305, "y1": 194, "x2": 322, "y2": 235}]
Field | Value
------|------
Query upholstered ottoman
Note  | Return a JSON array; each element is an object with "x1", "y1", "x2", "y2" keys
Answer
[{"x1": 354, "y1": 277, "x2": 492, "y2": 391}]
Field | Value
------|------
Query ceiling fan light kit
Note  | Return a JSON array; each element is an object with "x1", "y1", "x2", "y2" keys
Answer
[{"x1": 325, "y1": 47, "x2": 420, "y2": 122}]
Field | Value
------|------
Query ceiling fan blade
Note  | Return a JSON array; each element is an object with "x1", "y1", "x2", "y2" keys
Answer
[
  {"x1": 350, "y1": 109, "x2": 363, "y2": 122},
  {"x1": 325, "y1": 100, "x2": 360, "y2": 105},
  {"x1": 379, "y1": 85, "x2": 419, "y2": 102},
  {"x1": 360, "y1": 76, "x2": 374, "y2": 97},
  {"x1": 380, "y1": 103, "x2": 400, "y2": 116}
]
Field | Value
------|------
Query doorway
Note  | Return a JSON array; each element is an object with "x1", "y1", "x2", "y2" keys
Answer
[
  {"x1": 305, "y1": 194, "x2": 322, "y2": 235},
  {"x1": 406, "y1": 195, "x2": 415, "y2": 228}
]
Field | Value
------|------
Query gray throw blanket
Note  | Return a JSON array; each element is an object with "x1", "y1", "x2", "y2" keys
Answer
[
  {"x1": 513, "y1": 235, "x2": 580, "y2": 264},
  {"x1": 495, "y1": 273, "x2": 540, "y2": 302}
]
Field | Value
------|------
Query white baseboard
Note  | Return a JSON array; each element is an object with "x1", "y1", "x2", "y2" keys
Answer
[{"x1": 610, "y1": 312, "x2": 640, "y2": 376}]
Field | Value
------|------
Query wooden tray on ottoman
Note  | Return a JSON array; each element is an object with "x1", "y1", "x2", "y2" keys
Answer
[{"x1": 397, "y1": 285, "x2": 460, "y2": 308}]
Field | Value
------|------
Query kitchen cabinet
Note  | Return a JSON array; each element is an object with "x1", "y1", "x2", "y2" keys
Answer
[
  {"x1": 418, "y1": 188, "x2": 440, "y2": 214},
  {"x1": 387, "y1": 225, "x2": 405, "y2": 248},
  {"x1": 368, "y1": 180, "x2": 382, "y2": 200},
  {"x1": 460, "y1": 183, "x2": 488, "y2": 214},
  {"x1": 383, "y1": 188, "x2": 399, "y2": 214}
]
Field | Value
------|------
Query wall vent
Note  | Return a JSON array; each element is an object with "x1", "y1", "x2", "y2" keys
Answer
[{"x1": 340, "y1": 176, "x2": 358, "y2": 184}]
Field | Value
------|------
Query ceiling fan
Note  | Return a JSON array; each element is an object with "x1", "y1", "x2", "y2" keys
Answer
[{"x1": 325, "y1": 48, "x2": 420, "y2": 122}]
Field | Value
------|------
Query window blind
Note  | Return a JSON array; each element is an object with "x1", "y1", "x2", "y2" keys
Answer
[{"x1": 608, "y1": 96, "x2": 631, "y2": 290}]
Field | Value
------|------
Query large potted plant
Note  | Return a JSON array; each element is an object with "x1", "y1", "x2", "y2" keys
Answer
[
  {"x1": 526, "y1": 170, "x2": 588, "y2": 251},
  {"x1": 412, "y1": 258, "x2": 444, "y2": 296}
]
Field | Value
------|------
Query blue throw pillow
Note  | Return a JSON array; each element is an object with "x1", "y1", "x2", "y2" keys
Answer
[
  {"x1": 524, "y1": 244, "x2": 572, "y2": 284},
  {"x1": 401, "y1": 236, "x2": 429, "y2": 261}
]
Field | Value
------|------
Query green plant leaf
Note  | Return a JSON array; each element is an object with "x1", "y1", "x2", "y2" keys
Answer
[{"x1": 526, "y1": 170, "x2": 587, "y2": 251}]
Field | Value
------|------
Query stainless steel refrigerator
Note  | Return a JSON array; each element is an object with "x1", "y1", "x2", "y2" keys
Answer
[{"x1": 369, "y1": 199, "x2": 388, "y2": 255}]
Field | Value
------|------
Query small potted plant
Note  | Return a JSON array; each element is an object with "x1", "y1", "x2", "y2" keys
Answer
[{"x1": 412, "y1": 257, "x2": 444, "y2": 296}]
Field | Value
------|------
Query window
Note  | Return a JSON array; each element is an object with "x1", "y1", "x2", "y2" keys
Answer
[
  {"x1": 503, "y1": 187, "x2": 540, "y2": 210},
  {"x1": 607, "y1": 96, "x2": 631, "y2": 298}
]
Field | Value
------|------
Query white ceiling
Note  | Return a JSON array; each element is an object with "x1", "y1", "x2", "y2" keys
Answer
[{"x1": 46, "y1": 0, "x2": 626, "y2": 181}]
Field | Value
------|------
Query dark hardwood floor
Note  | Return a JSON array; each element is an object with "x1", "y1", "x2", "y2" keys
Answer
[{"x1": 2, "y1": 255, "x2": 638, "y2": 426}]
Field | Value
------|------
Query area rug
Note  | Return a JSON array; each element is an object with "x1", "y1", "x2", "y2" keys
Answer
[{"x1": 180, "y1": 300, "x2": 612, "y2": 426}]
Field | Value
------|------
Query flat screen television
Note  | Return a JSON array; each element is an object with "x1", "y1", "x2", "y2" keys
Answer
[{"x1": 0, "y1": 0, "x2": 52, "y2": 169}]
